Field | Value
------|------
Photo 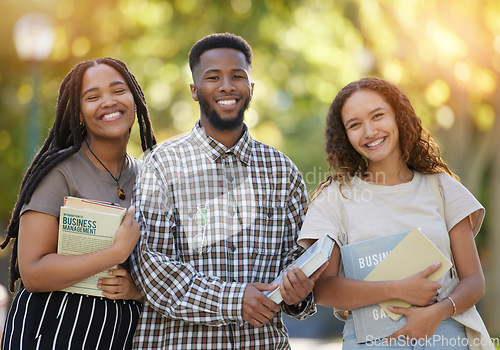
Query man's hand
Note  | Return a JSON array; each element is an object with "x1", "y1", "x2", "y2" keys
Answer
[
  {"x1": 242, "y1": 283, "x2": 280, "y2": 327},
  {"x1": 280, "y1": 262, "x2": 329, "y2": 306}
]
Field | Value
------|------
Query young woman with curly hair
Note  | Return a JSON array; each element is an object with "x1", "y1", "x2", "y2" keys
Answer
[{"x1": 299, "y1": 77, "x2": 493, "y2": 349}]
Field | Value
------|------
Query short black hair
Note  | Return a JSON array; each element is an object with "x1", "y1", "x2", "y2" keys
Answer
[{"x1": 188, "y1": 32, "x2": 253, "y2": 72}]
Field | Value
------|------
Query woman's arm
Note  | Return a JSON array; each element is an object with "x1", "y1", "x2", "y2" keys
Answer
[
  {"x1": 313, "y1": 243, "x2": 442, "y2": 310},
  {"x1": 445, "y1": 216, "x2": 485, "y2": 310},
  {"x1": 98, "y1": 268, "x2": 144, "y2": 301},
  {"x1": 387, "y1": 216, "x2": 485, "y2": 340},
  {"x1": 18, "y1": 206, "x2": 140, "y2": 293}
]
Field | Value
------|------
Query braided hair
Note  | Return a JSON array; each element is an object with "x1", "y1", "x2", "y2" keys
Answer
[
  {"x1": 311, "y1": 77, "x2": 456, "y2": 201},
  {"x1": 1, "y1": 57, "x2": 156, "y2": 292}
]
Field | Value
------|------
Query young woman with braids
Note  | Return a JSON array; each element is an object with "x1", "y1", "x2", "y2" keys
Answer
[
  {"x1": 298, "y1": 78, "x2": 494, "y2": 349},
  {"x1": 1, "y1": 57, "x2": 156, "y2": 349}
]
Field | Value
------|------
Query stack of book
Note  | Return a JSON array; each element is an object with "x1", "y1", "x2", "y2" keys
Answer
[{"x1": 340, "y1": 228, "x2": 452, "y2": 343}]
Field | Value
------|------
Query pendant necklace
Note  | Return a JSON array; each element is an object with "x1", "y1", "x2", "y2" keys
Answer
[{"x1": 85, "y1": 139, "x2": 127, "y2": 200}]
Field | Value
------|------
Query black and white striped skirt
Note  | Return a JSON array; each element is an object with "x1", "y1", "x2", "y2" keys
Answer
[{"x1": 2, "y1": 287, "x2": 141, "y2": 350}]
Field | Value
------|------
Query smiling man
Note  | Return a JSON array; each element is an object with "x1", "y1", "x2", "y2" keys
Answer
[
  {"x1": 131, "y1": 33, "x2": 325, "y2": 349},
  {"x1": 191, "y1": 46, "x2": 253, "y2": 138}
]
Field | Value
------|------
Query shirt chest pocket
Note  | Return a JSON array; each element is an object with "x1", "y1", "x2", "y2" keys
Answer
[
  {"x1": 245, "y1": 205, "x2": 286, "y2": 254},
  {"x1": 175, "y1": 204, "x2": 286, "y2": 257},
  {"x1": 176, "y1": 204, "x2": 214, "y2": 258}
]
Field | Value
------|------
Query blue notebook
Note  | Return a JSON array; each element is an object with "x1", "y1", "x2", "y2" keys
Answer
[{"x1": 340, "y1": 230, "x2": 410, "y2": 343}]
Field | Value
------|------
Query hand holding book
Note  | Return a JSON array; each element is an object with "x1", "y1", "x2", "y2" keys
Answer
[
  {"x1": 391, "y1": 261, "x2": 443, "y2": 307},
  {"x1": 340, "y1": 228, "x2": 452, "y2": 343},
  {"x1": 58, "y1": 197, "x2": 140, "y2": 297},
  {"x1": 98, "y1": 267, "x2": 144, "y2": 301},
  {"x1": 110, "y1": 206, "x2": 141, "y2": 263},
  {"x1": 364, "y1": 228, "x2": 452, "y2": 320},
  {"x1": 279, "y1": 263, "x2": 329, "y2": 306},
  {"x1": 264, "y1": 235, "x2": 335, "y2": 303},
  {"x1": 242, "y1": 282, "x2": 281, "y2": 327}
]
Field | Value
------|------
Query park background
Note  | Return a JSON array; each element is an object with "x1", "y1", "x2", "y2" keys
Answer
[{"x1": 0, "y1": 0, "x2": 499, "y2": 346}]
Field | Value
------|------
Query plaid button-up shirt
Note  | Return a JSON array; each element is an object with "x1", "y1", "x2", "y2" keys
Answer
[{"x1": 131, "y1": 122, "x2": 316, "y2": 349}]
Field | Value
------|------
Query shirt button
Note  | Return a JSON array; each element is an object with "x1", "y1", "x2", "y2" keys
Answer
[
  {"x1": 230, "y1": 244, "x2": 237, "y2": 252},
  {"x1": 267, "y1": 209, "x2": 273, "y2": 218},
  {"x1": 227, "y1": 175, "x2": 234, "y2": 182}
]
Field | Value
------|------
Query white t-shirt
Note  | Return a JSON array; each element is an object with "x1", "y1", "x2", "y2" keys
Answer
[{"x1": 298, "y1": 172, "x2": 484, "y2": 290}]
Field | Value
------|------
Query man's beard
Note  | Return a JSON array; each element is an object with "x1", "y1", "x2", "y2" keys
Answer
[{"x1": 199, "y1": 94, "x2": 251, "y2": 131}]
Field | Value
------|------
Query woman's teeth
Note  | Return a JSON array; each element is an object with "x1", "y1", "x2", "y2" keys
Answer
[
  {"x1": 102, "y1": 111, "x2": 121, "y2": 120},
  {"x1": 367, "y1": 138, "x2": 385, "y2": 147}
]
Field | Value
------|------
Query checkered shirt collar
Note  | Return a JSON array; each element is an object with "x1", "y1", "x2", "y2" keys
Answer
[{"x1": 192, "y1": 121, "x2": 253, "y2": 165}]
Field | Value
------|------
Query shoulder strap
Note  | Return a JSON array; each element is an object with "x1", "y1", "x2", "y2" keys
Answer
[
  {"x1": 429, "y1": 173, "x2": 445, "y2": 219},
  {"x1": 428, "y1": 173, "x2": 458, "y2": 280}
]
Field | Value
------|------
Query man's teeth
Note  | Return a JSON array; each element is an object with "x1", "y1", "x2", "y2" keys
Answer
[
  {"x1": 102, "y1": 111, "x2": 121, "y2": 120},
  {"x1": 218, "y1": 99, "x2": 236, "y2": 106},
  {"x1": 367, "y1": 138, "x2": 385, "y2": 147}
]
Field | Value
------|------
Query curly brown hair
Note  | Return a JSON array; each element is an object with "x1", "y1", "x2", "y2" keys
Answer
[{"x1": 313, "y1": 77, "x2": 456, "y2": 198}]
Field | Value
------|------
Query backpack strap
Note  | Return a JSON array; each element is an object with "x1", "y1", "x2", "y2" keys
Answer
[
  {"x1": 428, "y1": 173, "x2": 458, "y2": 281},
  {"x1": 428, "y1": 173, "x2": 445, "y2": 219}
]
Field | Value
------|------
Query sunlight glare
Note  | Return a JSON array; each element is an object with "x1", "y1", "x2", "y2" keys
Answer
[
  {"x1": 17, "y1": 83, "x2": 33, "y2": 105},
  {"x1": 454, "y1": 62, "x2": 470, "y2": 82},
  {"x1": 71, "y1": 37, "x2": 90, "y2": 57},
  {"x1": 425, "y1": 80, "x2": 450, "y2": 107},
  {"x1": 436, "y1": 105, "x2": 455, "y2": 130},
  {"x1": 474, "y1": 104, "x2": 495, "y2": 133},
  {"x1": 426, "y1": 20, "x2": 467, "y2": 59}
]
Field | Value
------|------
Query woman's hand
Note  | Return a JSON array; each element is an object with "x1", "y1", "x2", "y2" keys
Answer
[
  {"x1": 394, "y1": 262, "x2": 442, "y2": 306},
  {"x1": 98, "y1": 268, "x2": 143, "y2": 302},
  {"x1": 385, "y1": 301, "x2": 449, "y2": 342},
  {"x1": 111, "y1": 206, "x2": 141, "y2": 263}
]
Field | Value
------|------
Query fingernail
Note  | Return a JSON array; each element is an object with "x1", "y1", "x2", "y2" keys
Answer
[{"x1": 434, "y1": 261, "x2": 440, "y2": 266}]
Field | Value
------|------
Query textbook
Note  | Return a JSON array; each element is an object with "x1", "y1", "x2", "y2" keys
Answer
[
  {"x1": 365, "y1": 227, "x2": 452, "y2": 320},
  {"x1": 264, "y1": 234, "x2": 335, "y2": 304},
  {"x1": 57, "y1": 197, "x2": 126, "y2": 297},
  {"x1": 340, "y1": 228, "x2": 452, "y2": 343},
  {"x1": 340, "y1": 230, "x2": 409, "y2": 343}
]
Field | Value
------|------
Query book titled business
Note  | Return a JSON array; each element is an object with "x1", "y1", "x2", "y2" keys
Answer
[
  {"x1": 341, "y1": 230, "x2": 409, "y2": 343},
  {"x1": 340, "y1": 228, "x2": 452, "y2": 343},
  {"x1": 57, "y1": 197, "x2": 126, "y2": 297}
]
